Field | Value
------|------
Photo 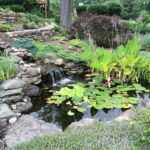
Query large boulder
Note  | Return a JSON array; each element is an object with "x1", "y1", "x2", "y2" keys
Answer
[
  {"x1": 5, "y1": 115, "x2": 62, "y2": 148},
  {"x1": 70, "y1": 14, "x2": 132, "y2": 48}
]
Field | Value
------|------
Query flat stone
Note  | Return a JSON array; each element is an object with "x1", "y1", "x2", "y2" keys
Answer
[
  {"x1": 12, "y1": 101, "x2": 33, "y2": 113},
  {"x1": 0, "y1": 88, "x2": 23, "y2": 98},
  {"x1": 143, "y1": 101, "x2": 150, "y2": 108},
  {"x1": 24, "y1": 85, "x2": 40, "y2": 97},
  {"x1": 0, "y1": 104, "x2": 15, "y2": 119},
  {"x1": 21, "y1": 67, "x2": 41, "y2": 77},
  {"x1": 5, "y1": 115, "x2": 62, "y2": 148},
  {"x1": 53, "y1": 58, "x2": 64, "y2": 66},
  {"x1": 68, "y1": 118, "x2": 96, "y2": 132},
  {"x1": 114, "y1": 109, "x2": 135, "y2": 121},
  {"x1": 0, "y1": 79, "x2": 26, "y2": 91},
  {"x1": 22, "y1": 75, "x2": 41, "y2": 85},
  {"x1": 1, "y1": 95, "x2": 24, "y2": 104}
]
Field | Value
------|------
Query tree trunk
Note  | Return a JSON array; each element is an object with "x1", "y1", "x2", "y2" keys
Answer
[{"x1": 60, "y1": 0, "x2": 73, "y2": 30}]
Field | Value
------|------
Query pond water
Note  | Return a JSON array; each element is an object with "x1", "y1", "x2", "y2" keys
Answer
[
  {"x1": 27, "y1": 78, "x2": 129, "y2": 130},
  {"x1": 27, "y1": 68, "x2": 150, "y2": 130}
]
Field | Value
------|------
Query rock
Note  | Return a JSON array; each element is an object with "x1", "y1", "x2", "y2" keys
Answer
[
  {"x1": 0, "y1": 95, "x2": 24, "y2": 104},
  {"x1": 21, "y1": 67, "x2": 41, "y2": 77},
  {"x1": 0, "y1": 140, "x2": 5, "y2": 150},
  {"x1": 0, "y1": 79, "x2": 26, "y2": 91},
  {"x1": 9, "y1": 55, "x2": 22, "y2": 63},
  {"x1": 24, "y1": 85, "x2": 40, "y2": 97},
  {"x1": 22, "y1": 75, "x2": 41, "y2": 85},
  {"x1": 13, "y1": 101, "x2": 33, "y2": 113},
  {"x1": 68, "y1": 118, "x2": 96, "y2": 132},
  {"x1": 0, "y1": 104, "x2": 15, "y2": 119},
  {"x1": 114, "y1": 110, "x2": 135, "y2": 121},
  {"x1": 0, "y1": 88, "x2": 23, "y2": 98},
  {"x1": 143, "y1": 101, "x2": 150, "y2": 108},
  {"x1": 53, "y1": 58, "x2": 64, "y2": 66},
  {"x1": 5, "y1": 115, "x2": 62, "y2": 148},
  {"x1": 9, "y1": 117, "x2": 17, "y2": 124}
]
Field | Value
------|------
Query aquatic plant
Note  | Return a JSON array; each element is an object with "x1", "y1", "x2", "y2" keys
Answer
[
  {"x1": 48, "y1": 80, "x2": 148, "y2": 115},
  {"x1": 80, "y1": 39, "x2": 150, "y2": 83}
]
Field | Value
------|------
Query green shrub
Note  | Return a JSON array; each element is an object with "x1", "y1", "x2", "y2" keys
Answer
[
  {"x1": 76, "y1": 2, "x2": 122, "y2": 16},
  {"x1": 0, "y1": 7, "x2": 14, "y2": 13},
  {"x1": 0, "y1": 24, "x2": 14, "y2": 32},
  {"x1": 10, "y1": 5, "x2": 25, "y2": 12},
  {"x1": 76, "y1": 5, "x2": 87, "y2": 14},
  {"x1": 104, "y1": 1, "x2": 122, "y2": 16},
  {"x1": 87, "y1": 4, "x2": 108, "y2": 15},
  {"x1": 140, "y1": 34, "x2": 150, "y2": 51},
  {"x1": 0, "y1": 54, "x2": 16, "y2": 82},
  {"x1": 123, "y1": 20, "x2": 150, "y2": 33},
  {"x1": 13, "y1": 38, "x2": 37, "y2": 54},
  {"x1": 23, "y1": 22, "x2": 37, "y2": 29}
]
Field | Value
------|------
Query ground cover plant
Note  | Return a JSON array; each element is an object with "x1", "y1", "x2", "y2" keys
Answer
[
  {"x1": 13, "y1": 108, "x2": 150, "y2": 150},
  {"x1": 34, "y1": 41, "x2": 80, "y2": 60},
  {"x1": 13, "y1": 38, "x2": 37, "y2": 54}
]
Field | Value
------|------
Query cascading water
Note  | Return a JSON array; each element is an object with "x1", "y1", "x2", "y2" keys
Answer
[{"x1": 47, "y1": 67, "x2": 73, "y2": 88}]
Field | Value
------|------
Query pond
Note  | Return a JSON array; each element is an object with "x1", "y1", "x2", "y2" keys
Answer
[{"x1": 27, "y1": 77, "x2": 139, "y2": 130}]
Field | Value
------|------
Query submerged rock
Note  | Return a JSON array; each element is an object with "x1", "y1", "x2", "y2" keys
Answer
[{"x1": 5, "y1": 115, "x2": 62, "y2": 148}]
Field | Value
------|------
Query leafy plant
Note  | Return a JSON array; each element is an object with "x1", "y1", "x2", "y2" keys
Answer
[
  {"x1": 68, "y1": 39, "x2": 84, "y2": 49},
  {"x1": 50, "y1": 36, "x2": 67, "y2": 42},
  {"x1": 79, "y1": 39, "x2": 150, "y2": 83}
]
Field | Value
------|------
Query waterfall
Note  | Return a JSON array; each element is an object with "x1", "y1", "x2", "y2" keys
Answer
[{"x1": 47, "y1": 68, "x2": 66, "y2": 86}]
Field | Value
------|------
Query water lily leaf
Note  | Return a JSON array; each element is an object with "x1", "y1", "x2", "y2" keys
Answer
[
  {"x1": 67, "y1": 111, "x2": 74, "y2": 116},
  {"x1": 66, "y1": 101, "x2": 72, "y2": 106},
  {"x1": 47, "y1": 98, "x2": 55, "y2": 104},
  {"x1": 77, "y1": 107, "x2": 86, "y2": 112},
  {"x1": 122, "y1": 104, "x2": 132, "y2": 109}
]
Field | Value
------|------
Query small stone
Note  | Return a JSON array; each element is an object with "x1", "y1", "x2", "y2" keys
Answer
[
  {"x1": 16, "y1": 113, "x2": 22, "y2": 117},
  {"x1": 53, "y1": 58, "x2": 64, "y2": 65},
  {"x1": 23, "y1": 98, "x2": 28, "y2": 103},
  {"x1": 11, "y1": 105, "x2": 17, "y2": 110},
  {"x1": 9, "y1": 117, "x2": 17, "y2": 124}
]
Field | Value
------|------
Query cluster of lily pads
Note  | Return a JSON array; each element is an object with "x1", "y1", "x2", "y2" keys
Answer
[{"x1": 47, "y1": 77, "x2": 148, "y2": 116}]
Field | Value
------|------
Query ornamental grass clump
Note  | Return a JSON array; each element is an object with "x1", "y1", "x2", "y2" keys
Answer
[{"x1": 0, "y1": 54, "x2": 16, "y2": 82}]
